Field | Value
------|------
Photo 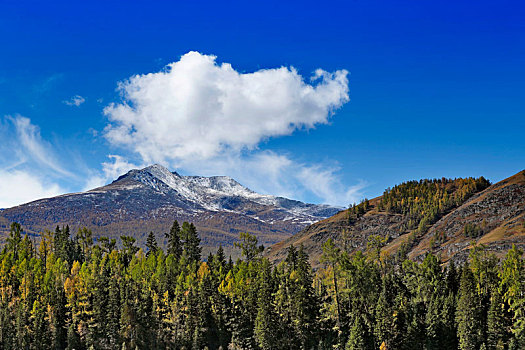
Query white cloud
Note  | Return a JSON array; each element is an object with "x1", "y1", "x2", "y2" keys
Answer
[
  {"x1": 102, "y1": 51, "x2": 360, "y2": 205},
  {"x1": 10, "y1": 116, "x2": 75, "y2": 178},
  {"x1": 83, "y1": 155, "x2": 140, "y2": 190},
  {"x1": 296, "y1": 165, "x2": 366, "y2": 206},
  {"x1": 63, "y1": 95, "x2": 85, "y2": 106},
  {"x1": 0, "y1": 116, "x2": 74, "y2": 207},
  {"x1": 0, "y1": 170, "x2": 64, "y2": 208},
  {"x1": 104, "y1": 51, "x2": 349, "y2": 163}
]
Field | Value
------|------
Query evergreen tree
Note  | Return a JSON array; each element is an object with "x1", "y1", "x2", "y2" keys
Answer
[
  {"x1": 98, "y1": 236, "x2": 116, "y2": 254},
  {"x1": 487, "y1": 288, "x2": 509, "y2": 350},
  {"x1": 290, "y1": 245, "x2": 320, "y2": 348},
  {"x1": 234, "y1": 232, "x2": 263, "y2": 261},
  {"x1": 499, "y1": 245, "x2": 525, "y2": 348},
  {"x1": 120, "y1": 235, "x2": 139, "y2": 267},
  {"x1": 181, "y1": 222, "x2": 201, "y2": 263},
  {"x1": 255, "y1": 259, "x2": 280, "y2": 350},
  {"x1": 215, "y1": 244, "x2": 227, "y2": 270},
  {"x1": 54, "y1": 225, "x2": 73, "y2": 266},
  {"x1": 441, "y1": 291, "x2": 459, "y2": 349},
  {"x1": 457, "y1": 265, "x2": 484, "y2": 350},
  {"x1": 75, "y1": 227, "x2": 93, "y2": 261},
  {"x1": 165, "y1": 220, "x2": 183, "y2": 259},
  {"x1": 321, "y1": 239, "x2": 343, "y2": 345},
  {"x1": 145, "y1": 231, "x2": 158, "y2": 257},
  {"x1": 7, "y1": 222, "x2": 23, "y2": 261},
  {"x1": 346, "y1": 315, "x2": 368, "y2": 350}
]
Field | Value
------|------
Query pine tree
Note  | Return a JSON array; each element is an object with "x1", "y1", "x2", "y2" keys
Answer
[
  {"x1": 76, "y1": 227, "x2": 93, "y2": 262},
  {"x1": 441, "y1": 291, "x2": 459, "y2": 349},
  {"x1": 146, "y1": 231, "x2": 158, "y2": 257},
  {"x1": 98, "y1": 236, "x2": 116, "y2": 254},
  {"x1": 181, "y1": 222, "x2": 201, "y2": 263},
  {"x1": 487, "y1": 288, "x2": 509, "y2": 350},
  {"x1": 346, "y1": 315, "x2": 367, "y2": 350},
  {"x1": 234, "y1": 232, "x2": 263, "y2": 261},
  {"x1": 54, "y1": 225, "x2": 73, "y2": 266},
  {"x1": 499, "y1": 245, "x2": 525, "y2": 348},
  {"x1": 456, "y1": 265, "x2": 484, "y2": 350},
  {"x1": 446, "y1": 260, "x2": 460, "y2": 295},
  {"x1": 120, "y1": 235, "x2": 139, "y2": 267},
  {"x1": 7, "y1": 222, "x2": 23, "y2": 261},
  {"x1": 321, "y1": 239, "x2": 343, "y2": 345},
  {"x1": 165, "y1": 220, "x2": 183, "y2": 259},
  {"x1": 66, "y1": 323, "x2": 81, "y2": 350},
  {"x1": 289, "y1": 245, "x2": 320, "y2": 348},
  {"x1": 374, "y1": 273, "x2": 406, "y2": 350},
  {"x1": 215, "y1": 244, "x2": 226, "y2": 270},
  {"x1": 107, "y1": 268, "x2": 121, "y2": 348},
  {"x1": 255, "y1": 259, "x2": 280, "y2": 350},
  {"x1": 285, "y1": 244, "x2": 298, "y2": 269}
]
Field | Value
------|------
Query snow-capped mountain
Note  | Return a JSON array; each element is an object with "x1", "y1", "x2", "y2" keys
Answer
[{"x1": 0, "y1": 164, "x2": 342, "y2": 257}]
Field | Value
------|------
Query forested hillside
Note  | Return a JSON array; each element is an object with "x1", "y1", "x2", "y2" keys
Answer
[
  {"x1": 266, "y1": 170, "x2": 525, "y2": 267},
  {"x1": 1, "y1": 221, "x2": 524, "y2": 349}
]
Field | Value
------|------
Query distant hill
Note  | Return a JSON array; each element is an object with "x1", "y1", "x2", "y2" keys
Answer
[
  {"x1": 0, "y1": 164, "x2": 341, "y2": 257},
  {"x1": 265, "y1": 170, "x2": 525, "y2": 266}
]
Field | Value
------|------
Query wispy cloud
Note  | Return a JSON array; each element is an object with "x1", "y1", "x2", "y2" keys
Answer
[
  {"x1": 0, "y1": 116, "x2": 71, "y2": 207},
  {"x1": 63, "y1": 95, "x2": 85, "y2": 107},
  {"x1": 10, "y1": 115, "x2": 75, "y2": 178}
]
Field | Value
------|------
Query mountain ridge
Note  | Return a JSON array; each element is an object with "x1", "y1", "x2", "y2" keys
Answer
[{"x1": 0, "y1": 164, "x2": 342, "y2": 257}]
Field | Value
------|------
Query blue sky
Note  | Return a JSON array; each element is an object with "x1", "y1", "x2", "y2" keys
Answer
[{"x1": 0, "y1": 0, "x2": 524, "y2": 208}]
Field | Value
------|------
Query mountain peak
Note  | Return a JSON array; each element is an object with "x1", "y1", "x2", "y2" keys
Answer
[{"x1": 142, "y1": 164, "x2": 181, "y2": 178}]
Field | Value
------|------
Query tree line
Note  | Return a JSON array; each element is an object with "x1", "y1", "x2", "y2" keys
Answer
[{"x1": 0, "y1": 220, "x2": 524, "y2": 349}]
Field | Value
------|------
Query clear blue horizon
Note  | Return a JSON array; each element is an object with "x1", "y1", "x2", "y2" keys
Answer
[{"x1": 0, "y1": 0, "x2": 524, "y2": 208}]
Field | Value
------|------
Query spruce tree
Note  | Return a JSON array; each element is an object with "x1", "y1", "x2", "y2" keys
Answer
[
  {"x1": 487, "y1": 288, "x2": 509, "y2": 350},
  {"x1": 290, "y1": 245, "x2": 320, "y2": 348},
  {"x1": 255, "y1": 259, "x2": 280, "y2": 350},
  {"x1": 216, "y1": 244, "x2": 226, "y2": 270},
  {"x1": 165, "y1": 220, "x2": 183, "y2": 259},
  {"x1": 457, "y1": 265, "x2": 484, "y2": 350},
  {"x1": 181, "y1": 222, "x2": 201, "y2": 263},
  {"x1": 146, "y1": 231, "x2": 158, "y2": 257},
  {"x1": 7, "y1": 222, "x2": 22, "y2": 261}
]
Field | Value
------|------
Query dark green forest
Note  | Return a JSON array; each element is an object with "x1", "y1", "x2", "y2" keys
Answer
[{"x1": 0, "y1": 218, "x2": 524, "y2": 350}]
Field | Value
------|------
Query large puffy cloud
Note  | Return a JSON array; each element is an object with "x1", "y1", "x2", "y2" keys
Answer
[
  {"x1": 104, "y1": 51, "x2": 349, "y2": 163},
  {"x1": 103, "y1": 52, "x2": 360, "y2": 205}
]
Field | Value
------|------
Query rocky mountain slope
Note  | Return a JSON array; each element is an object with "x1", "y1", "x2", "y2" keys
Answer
[
  {"x1": 265, "y1": 170, "x2": 525, "y2": 266},
  {"x1": 0, "y1": 164, "x2": 341, "y2": 257}
]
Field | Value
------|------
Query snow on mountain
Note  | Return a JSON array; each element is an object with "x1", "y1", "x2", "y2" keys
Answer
[{"x1": 115, "y1": 164, "x2": 342, "y2": 222}]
